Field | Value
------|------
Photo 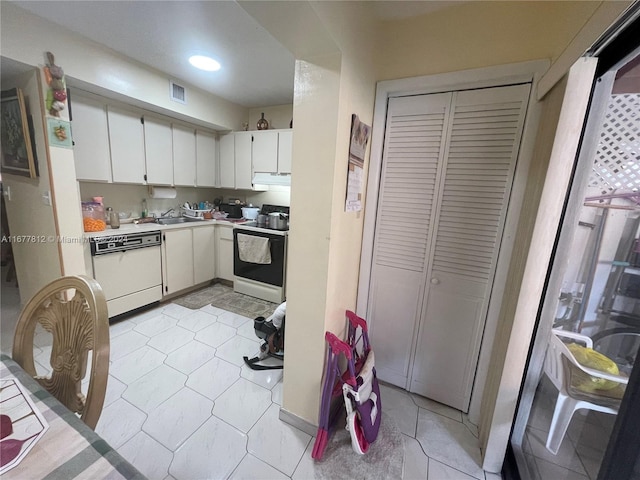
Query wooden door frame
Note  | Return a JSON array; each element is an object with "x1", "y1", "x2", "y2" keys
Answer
[{"x1": 356, "y1": 59, "x2": 549, "y2": 422}]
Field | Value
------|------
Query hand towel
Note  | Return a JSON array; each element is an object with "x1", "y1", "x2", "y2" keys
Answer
[{"x1": 237, "y1": 233, "x2": 271, "y2": 264}]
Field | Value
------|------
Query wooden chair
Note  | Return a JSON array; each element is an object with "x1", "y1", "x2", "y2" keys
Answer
[{"x1": 12, "y1": 275, "x2": 110, "y2": 430}]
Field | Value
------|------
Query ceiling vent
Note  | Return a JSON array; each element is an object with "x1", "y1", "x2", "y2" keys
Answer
[{"x1": 170, "y1": 80, "x2": 187, "y2": 104}]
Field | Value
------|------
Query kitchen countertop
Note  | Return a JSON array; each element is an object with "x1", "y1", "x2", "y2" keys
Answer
[{"x1": 83, "y1": 218, "x2": 248, "y2": 239}]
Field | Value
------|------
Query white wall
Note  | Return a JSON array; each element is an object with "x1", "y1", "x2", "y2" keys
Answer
[{"x1": 78, "y1": 183, "x2": 290, "y2": 219}]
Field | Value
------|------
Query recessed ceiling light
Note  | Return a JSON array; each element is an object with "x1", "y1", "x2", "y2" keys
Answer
[{"x1": 189, "y1": 55, "x2": 221, "y2": 72}]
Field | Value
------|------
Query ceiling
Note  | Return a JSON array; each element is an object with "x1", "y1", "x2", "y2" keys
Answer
[
  {"x1": 6, "y1": 1, "x2": 458, "y2": 109},
  {"x1": 9, "y1": 0, "x2": 296, "y2": 108}
]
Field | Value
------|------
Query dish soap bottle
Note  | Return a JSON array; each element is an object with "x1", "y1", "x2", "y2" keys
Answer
[{"x1": 142, "y1": 199, "x2": 148, "y2": 218}]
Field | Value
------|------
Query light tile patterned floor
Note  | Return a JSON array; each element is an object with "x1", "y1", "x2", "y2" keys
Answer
[{"x1": 1, "y1": 278, "x2": 501, "y2": 479}]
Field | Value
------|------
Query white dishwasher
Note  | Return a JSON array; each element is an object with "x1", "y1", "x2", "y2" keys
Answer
[{"x1": 90, "y1": 231, "x2": 163, "y2": 318}]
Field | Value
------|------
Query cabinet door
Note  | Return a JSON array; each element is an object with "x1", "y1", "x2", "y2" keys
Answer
[
  {"x1": 216, "y1": 225, "x2": 234, "y2": 281},
  {"x1": 107, "y1": 106, "x2": 146, "y2": 184},
  {"x1": 277, "y1": 130, "x2": 293, "y2": 174},
  {"x1": 252, "y1": 130, "x2": 278, "y2": 172},
  {"x1": 196, "y1": 130, "x2": 217, "y2": 187},
  {"x1": 410, "y1": 84, "x2": 530, "y2": 410},
  {"x1": 235, "y1": 132, "x2": 253, "y2": 189},
  {"x1": 173, "y1": 125, "x2": 197, "y2": 186},
  {"x1": 71, "y1": 94, "x2": 111, "y2": 182},
  {"x1": 163, "y1": 229, "x2": 194, "y2": 295},
  {"x1": 144, "y1": 116, "x2": 173, "y2": 185},
  {"x1": 219, "y1": 133, "x2": 235, "y2": 189},
  {"x1": 193, "y1": 226, "x2": 215, "y2": 284},
  {"x1": 368, "y1": 93, "x2": 451, "y2": 388}
]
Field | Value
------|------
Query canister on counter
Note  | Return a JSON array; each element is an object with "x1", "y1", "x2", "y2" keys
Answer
[{"x1": 109, "y1": 210, "x2": 120, "y2": 229}]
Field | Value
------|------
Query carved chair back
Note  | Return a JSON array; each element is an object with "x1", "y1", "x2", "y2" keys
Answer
[{"x1": 12, "y1": 275, "x2": 110, "y2": 430}]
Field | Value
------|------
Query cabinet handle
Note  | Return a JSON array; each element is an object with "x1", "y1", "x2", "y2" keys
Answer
[{"x1": 431, "y1": 278, "x2": 440, "y2": 285}]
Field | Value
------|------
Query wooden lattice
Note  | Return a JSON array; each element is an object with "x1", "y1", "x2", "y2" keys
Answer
[{"x1": 588, "y1": 94, "x2": 640, "y2": 194}]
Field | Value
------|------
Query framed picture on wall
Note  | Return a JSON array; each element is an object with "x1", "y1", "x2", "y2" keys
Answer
[{"x1": 1, "y1": 88, "x2": 38, "y2": 178}]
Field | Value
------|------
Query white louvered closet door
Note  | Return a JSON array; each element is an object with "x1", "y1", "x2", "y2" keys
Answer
[
  {"x1": 410, "y1": 84, "x2": 531, "y2": 410},
  {"x1": 368, "y1": 93, "x2": 452, "y2": 387}
]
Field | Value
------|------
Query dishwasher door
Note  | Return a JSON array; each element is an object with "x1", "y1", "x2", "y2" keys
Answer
[{"x1": 92, "y1": 245, "x2": 162, "y2": 316}]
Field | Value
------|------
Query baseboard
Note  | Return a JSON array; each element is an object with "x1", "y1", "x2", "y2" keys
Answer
[{"x1": 279, "y1": 407, "x2": 318, "y2": 437}]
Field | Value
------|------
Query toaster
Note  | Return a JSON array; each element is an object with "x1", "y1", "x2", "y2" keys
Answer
[{"x1": 220, "y1": 203, "x2": 243, "y2": 219}]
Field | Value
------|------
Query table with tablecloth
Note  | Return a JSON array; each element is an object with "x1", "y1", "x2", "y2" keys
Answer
[{"x1": 1, "y1": 354, "x2": 144, "y2": 479}]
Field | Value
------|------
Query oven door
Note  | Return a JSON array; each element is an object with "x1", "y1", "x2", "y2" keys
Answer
[{"x1": 233, "y1": 229, "x2": 286, "y2": 287}]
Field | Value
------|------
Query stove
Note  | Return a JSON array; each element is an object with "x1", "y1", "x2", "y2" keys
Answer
[
  {"x1": 233, "y1": 204, "x2": 289, "y2": 303},
  {"x1": 256, "y1": 204, "x2": 289, "y2": 230}
]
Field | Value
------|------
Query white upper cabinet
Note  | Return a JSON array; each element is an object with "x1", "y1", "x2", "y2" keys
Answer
[
  {"x1": 71, "y1": 93, "x2": 112, "y2": 182},
  {"x1": 252, "y1": 130, "x2": 278, "y2": 172},
  {"x1": 219, "y1": 133, "x2": 235, "y2": 189},
  {"x1": 172, "y1": 124, "x2": 197, "y2": 186},
  {"x1": 143, "y1": 116, "x2": 173, "y2": 186},
  {"x1": 107, "y1": 106, "x2": 146, "y2": 184},
  {"x1": 196, "y1": 130, "x2": 217, "y2": 187},
  {"x1": 277, "y1": 130, "x2": 293, "y2": 174},
  {"x1": 234, "y1": 131, "x2": 253, "y2": 190},
  {"x1": 252, "y1": 129, "x2": 293, "y2": 174}
]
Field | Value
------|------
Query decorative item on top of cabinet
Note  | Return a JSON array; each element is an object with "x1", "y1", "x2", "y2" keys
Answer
[{"x1": 257, "y1": 112, "x2": 269, "y2": 130}]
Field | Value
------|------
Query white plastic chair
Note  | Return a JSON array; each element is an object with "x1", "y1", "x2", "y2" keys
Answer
[{"x1": 543, "y1": 329, "x2": 628, "y2": 454}]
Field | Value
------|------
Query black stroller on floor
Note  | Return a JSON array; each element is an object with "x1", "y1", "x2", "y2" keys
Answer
[{"x1": 243, "y1": 302, "x2": 286, "y2": 370}]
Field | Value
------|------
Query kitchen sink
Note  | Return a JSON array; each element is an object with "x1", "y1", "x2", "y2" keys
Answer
[
  {"x1": 157, "y1": 217, "x2": 187, "y2": 225},
  {"x1": 157, "y1": 216, "x2": 204, "y2": 225}
]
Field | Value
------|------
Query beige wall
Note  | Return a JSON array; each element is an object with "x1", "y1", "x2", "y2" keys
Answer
[
  {"x1": 2, "y1": 70, "x2": 62, "y2": 303},
  {"x1": 281, "y1": 0, "x2": 377, "y2": 425},
  {"x1": 283, "y1": 52, "x2": 342, "y2": 423},
  {"x1": 478, "y1": 72, "x2": 568, "y2": 462},
  {"x1": 1, "y1": 2, "x2": 248, "y2": 131},
  {"x1": 248, "y1": 105, "x2": 293, "y2": 131},
  {"x1": 480, "y1": 58, "x2": 599, "y2": 472},
  {"x1": 375, "y1": 1, "x2": 601, "y2": 81}
]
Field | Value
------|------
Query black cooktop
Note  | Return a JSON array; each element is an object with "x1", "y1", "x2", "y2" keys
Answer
[{"x1": 260, "y1": 204, "x2": 290, "y2": 215}]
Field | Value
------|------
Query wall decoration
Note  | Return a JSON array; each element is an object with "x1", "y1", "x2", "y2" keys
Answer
[
  {"x1": 345, "y1": 114, "x2": 371, "y2": 212},
  {"x1": 47, "y1": 118, "x2": 72, "y2": 149},
  {"x1": 44, "y1": 52, "x2": 67, "y2": 117},
  {"x1": 0, "y1": 88, "x2": 38, "y2": 178}
]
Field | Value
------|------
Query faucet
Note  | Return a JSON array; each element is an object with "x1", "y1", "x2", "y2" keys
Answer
[{"x1": 161, "y1": 208, "x2": 175, "y2": 217}]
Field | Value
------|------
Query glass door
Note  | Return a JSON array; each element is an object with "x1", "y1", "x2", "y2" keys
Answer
[{"x1": 509, "y1": 48, "x2": 640, "y2": 480}]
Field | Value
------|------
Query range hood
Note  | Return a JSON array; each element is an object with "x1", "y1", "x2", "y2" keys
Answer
[{"x1": 252, "y1": 172, "x2": 291, "y2": 186}]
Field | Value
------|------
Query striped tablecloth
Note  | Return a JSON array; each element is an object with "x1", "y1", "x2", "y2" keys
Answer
[{"x1": 1, "y1": 354, "x2": 145, "y2": 480}]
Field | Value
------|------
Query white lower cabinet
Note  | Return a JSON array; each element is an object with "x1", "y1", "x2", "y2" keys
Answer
[
  {"x1": 193, "y1": 226, "x2": 215, "y2": 284},
  {"x1": 163, "y1": 225, "x2": 219, "y2": 296},
  {"x1": 162, "y1": 229, "x2": 194, "y2": 296},
  {"x1": 215, "y1": 225, "x2": 234, "y2": 282}
]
